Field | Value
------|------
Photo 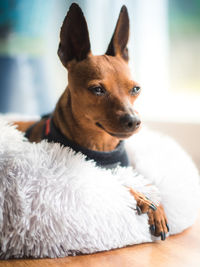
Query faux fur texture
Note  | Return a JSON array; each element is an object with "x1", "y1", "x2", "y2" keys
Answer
[{"x1": 0, "y1": 117, "x2": 199, "y2": 259}]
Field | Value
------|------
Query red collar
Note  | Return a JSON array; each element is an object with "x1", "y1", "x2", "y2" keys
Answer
[{"x1": 45, "y1": 118, "x2": 51, "y2": 136}]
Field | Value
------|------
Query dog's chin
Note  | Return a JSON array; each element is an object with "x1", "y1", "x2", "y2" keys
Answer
[
  {"x1": 96, "y1": 122, "x2": 137, "y2": 140},
  {"x1": 108, "y1": 132, "x2": 134, "y2": 139}
]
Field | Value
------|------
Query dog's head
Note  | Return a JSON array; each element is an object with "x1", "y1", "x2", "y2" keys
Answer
[{"x1": 58, "y1": 3, "x2": 141, "y2": 139}]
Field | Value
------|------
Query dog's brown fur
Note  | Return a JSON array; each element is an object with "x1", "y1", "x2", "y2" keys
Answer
[
  {"x1": 16, "y1": 3, "x2": 169, "y2": 240},
  {"x1": 26, "y1": 5, "x2": 141, "y2": 152}
]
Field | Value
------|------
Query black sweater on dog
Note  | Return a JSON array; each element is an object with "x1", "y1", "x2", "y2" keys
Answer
[{"x1": 25, "y1": 115, "x2": 130, "y2": 169}]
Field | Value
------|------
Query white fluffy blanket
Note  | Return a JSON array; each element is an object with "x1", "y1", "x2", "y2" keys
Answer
[{"x1": 0, "y1": 117, "x2": 199, "y2": 259}]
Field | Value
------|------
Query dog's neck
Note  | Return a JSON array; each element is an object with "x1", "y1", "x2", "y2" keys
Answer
[{"x1": 52, "y1": 89, "x2": 120, "y2": 152}]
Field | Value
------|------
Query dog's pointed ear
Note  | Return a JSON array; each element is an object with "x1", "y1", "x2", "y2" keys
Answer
[
  {"x1": 106, "y1": 5, "x2": 129, "y2": 61},
  {"x1": 58, "y1": 3, "x2": 91, "y2": 67}
]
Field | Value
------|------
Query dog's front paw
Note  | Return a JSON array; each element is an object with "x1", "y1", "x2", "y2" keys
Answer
[
  {"x1": 129, "y1": 188, "x2": 157, "y2": 215},
  {"x1": 148, "y1": 204, "x2": 169, "y2": 241}
]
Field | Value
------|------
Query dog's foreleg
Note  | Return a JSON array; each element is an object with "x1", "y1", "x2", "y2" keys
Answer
[{"x1": 129, "y1": 188, "x2": 169, "y2": 241}]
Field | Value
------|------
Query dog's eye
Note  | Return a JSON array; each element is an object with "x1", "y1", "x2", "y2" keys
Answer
[
  {"x1": 130, "y1": 86, "x2": 141, "y2": 96},
  {"x1": 89, "y1": 86, "x2": 106, "y2": 96}
]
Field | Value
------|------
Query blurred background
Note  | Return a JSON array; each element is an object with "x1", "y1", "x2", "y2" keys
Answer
[{"x1": 0, "y1": 0, "x2": 199, "y2": 168}]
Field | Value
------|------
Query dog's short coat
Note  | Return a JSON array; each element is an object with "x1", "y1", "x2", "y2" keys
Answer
[{"x1": 23, "y1": 3, "x2": 169, "y2": 240}]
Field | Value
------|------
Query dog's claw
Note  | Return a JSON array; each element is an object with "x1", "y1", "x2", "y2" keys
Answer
[
  {"x1": 160, "y1": 232, "x2": 166, "y2": 241},
  {"x1": 150, "y1": 204, "x2": 157, "y2": 211},
  {"x1": 166, "y1": 223, "x2": 170, "y2": 232},
  {"x1": 150, "y1": 225, "x2": 155, "y2": 234},
  {"x1": 136, "y1": 206, "x2": 142, "y2": 215}
]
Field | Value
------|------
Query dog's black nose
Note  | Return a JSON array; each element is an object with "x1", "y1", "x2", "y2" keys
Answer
[{"x1": 120, "y1": 114, "x2": 141, "y2": 131}]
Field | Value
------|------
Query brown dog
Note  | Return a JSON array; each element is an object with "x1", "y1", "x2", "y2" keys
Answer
[{"x1": 18, "y1": 3, "x2": 169, "y2": 241}]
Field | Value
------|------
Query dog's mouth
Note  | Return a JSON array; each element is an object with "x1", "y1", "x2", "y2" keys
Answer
[{"x1": 96, "y1": 122, "x2": 135, "y2": 139}]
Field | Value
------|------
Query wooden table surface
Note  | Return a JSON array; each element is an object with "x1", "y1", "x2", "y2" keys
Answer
[{"x1": 1, "y1": 214, "x2": 200, "y2": 267}]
